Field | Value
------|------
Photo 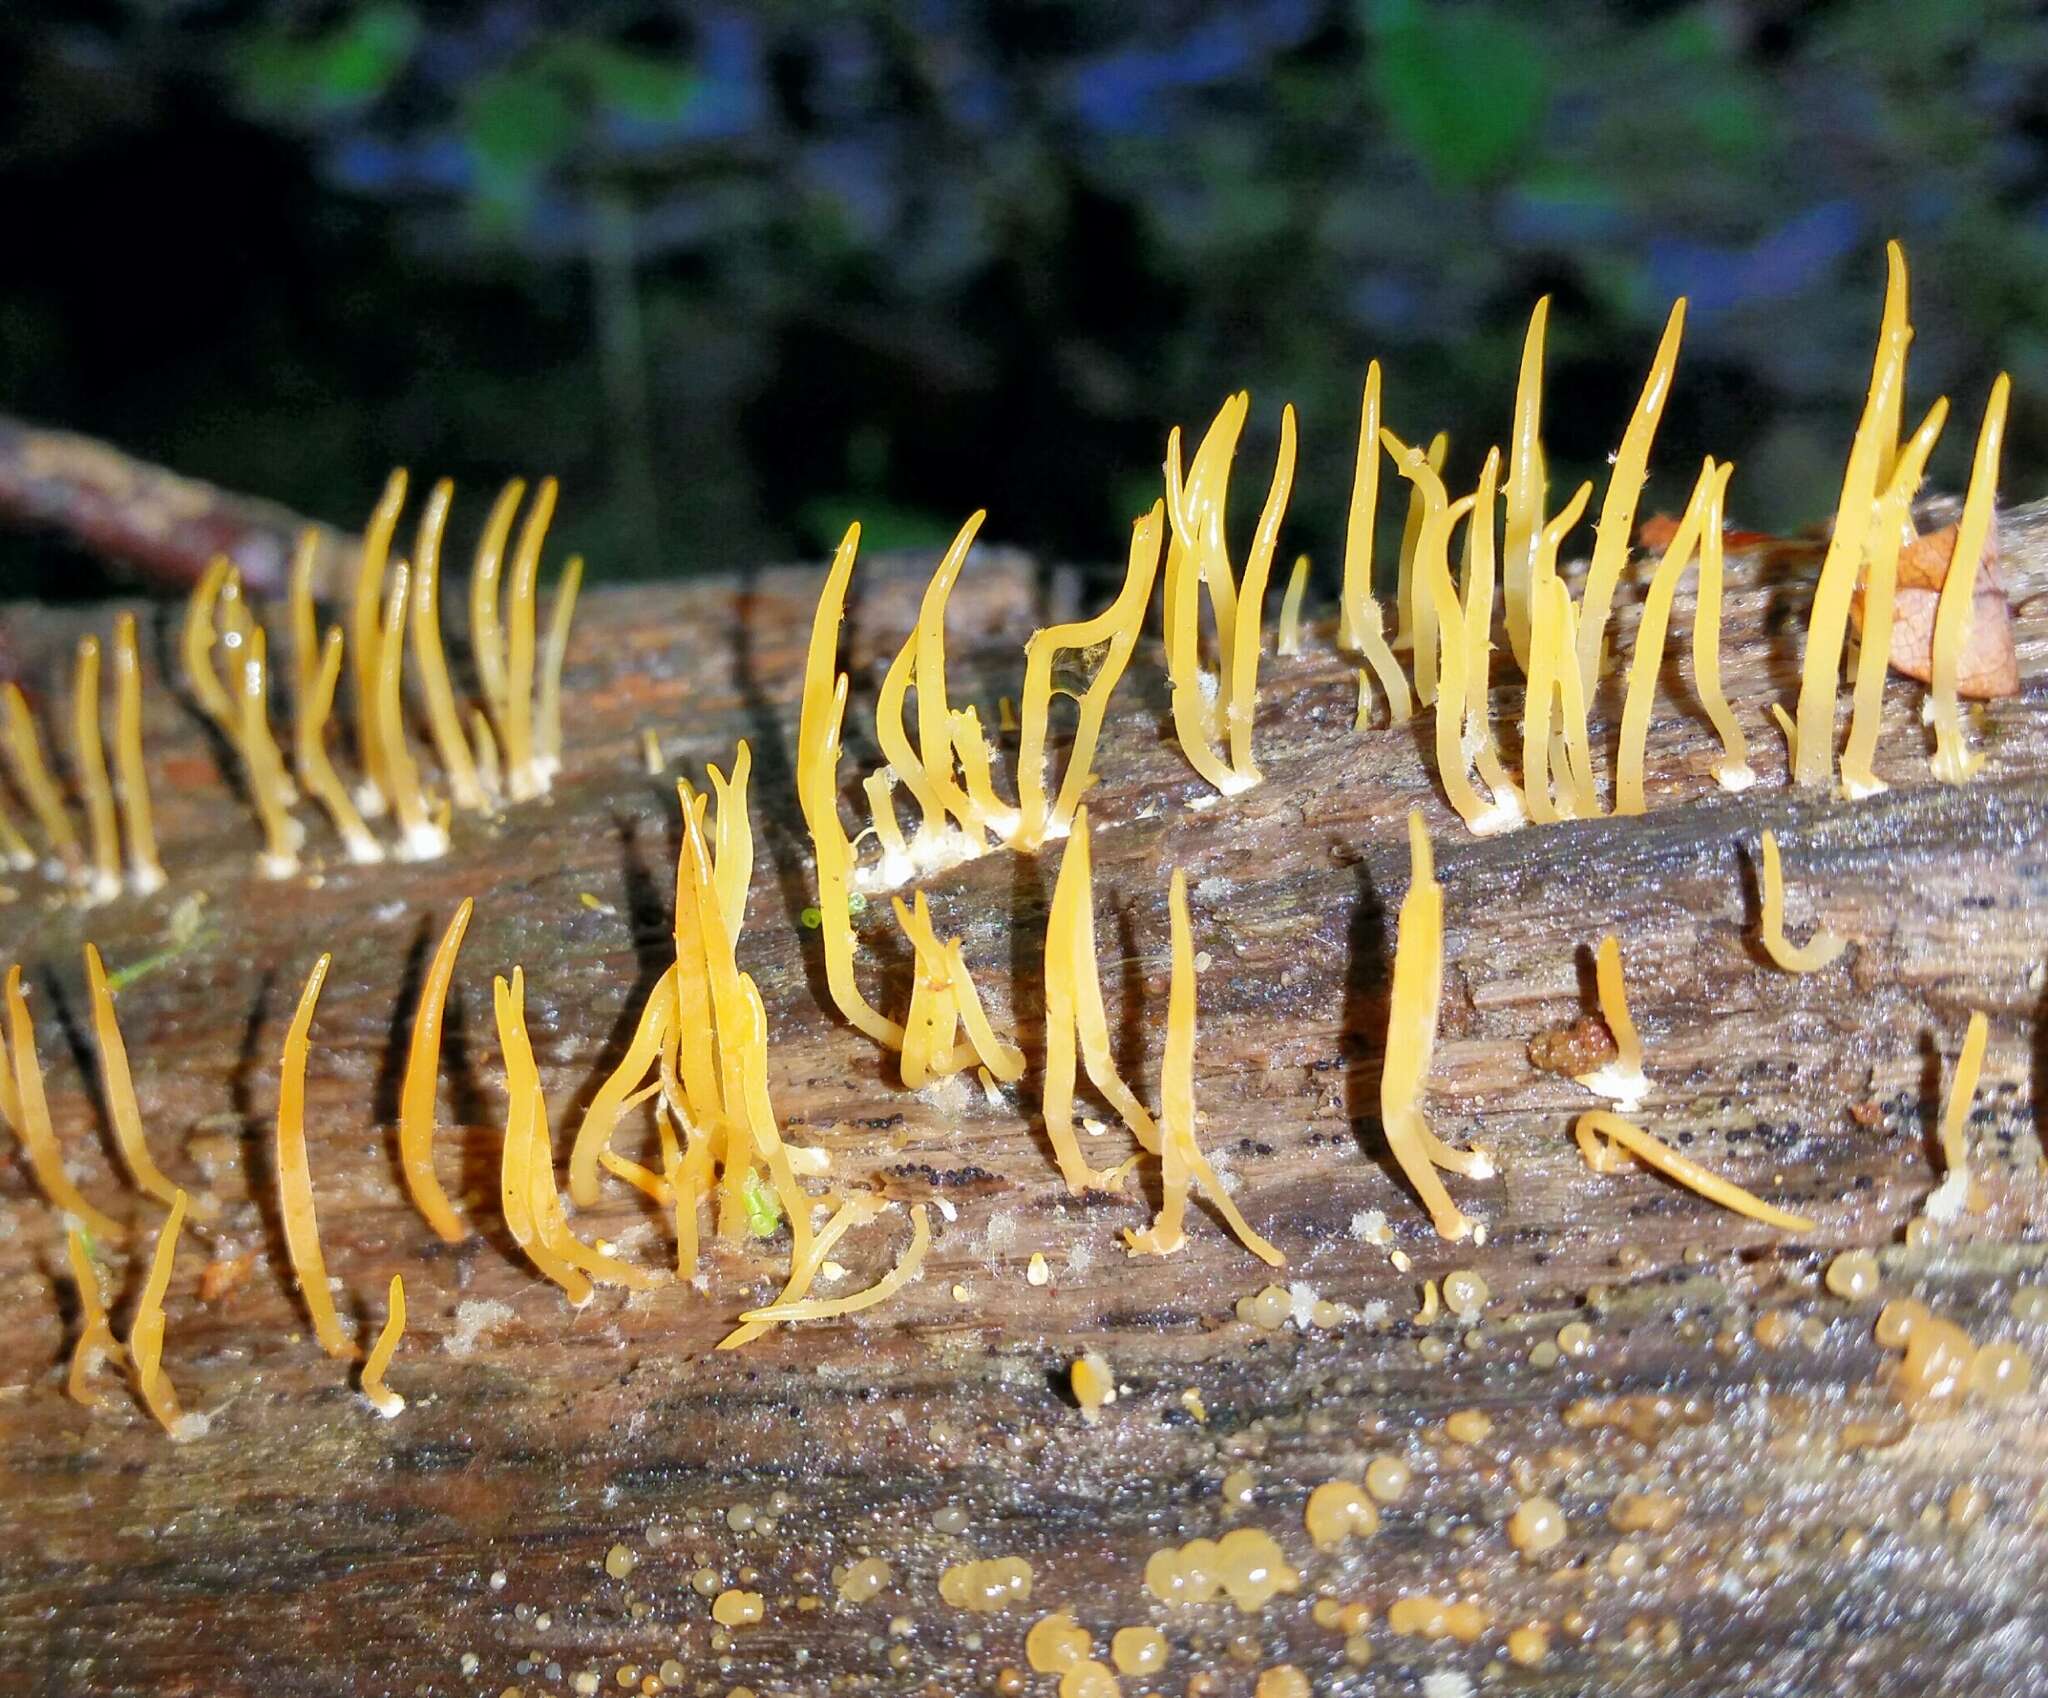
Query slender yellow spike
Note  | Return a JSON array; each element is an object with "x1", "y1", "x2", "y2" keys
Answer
[
  {"x1": 1575, "y1": 934, "x2": 1648, "y2": 1108},
  {"x1": 471, "y1": 479, "x2": 525, "y2": 727},
  {"x1": 127, "y1": 1187, "x2": 189, "y2": 1434},
  {"x1": 375, "y1": 563, "x2": 447, "y2": 860},
  {"x1": 1551, "y1": 583, "x2": 1598, "y2": 817},
  {"x1": 398, "y1": 898, "x2": 473, "y2": 1241},
  {"x1": 471, "y1": 706, "x2": 502, "y2": 802},
  {"x1": 278, "y1": 954, "x2": 356, "y2": 1358},
  {"x1": 1870, "y1": 240, "x2": 1911, "y2": 494},
  {"x1": 1925, "y1": 1011, "x2": 1988, "y2": 1221},
  {"x1": 182, "y1": 557, "x2": 236, "y2": 731},
  {"x1": 537, "y1": 554, "x2": 582, "y2": 783},
  {"x1": 110, "y1": 614, "x2": 166, "y2": 892},
  {"x1": 567, "y1": 963, "x2": 674, "y2": 1209},
  {"x1": 707, "y1": 742, "x2": 754, "y2": 941},
  {"x1": 1757, "y1": 829, "x2": 1846, "y2": 972},
  {"x1": 287, "y1": 529, "x2": 322, "y2": 710},
  {"x1": 671, "y1": 786, "x2": 727, "y2": 1123},
  {"x1": 1575, "y1": 299, "x2": 1687, "y2": 691},
  {"x1": 3, "y1": 683, "x2": 82, "y2": 880},
  {"x1": 738, "y1": 1204, "x2": 930, "y2": 1327},
  {"x1": 84, "y1": 941, "x2": 198, "y2": 1214},
  {"x1": 5, "y1": 964, "x2": 124, "y2": 1242},
  {"x1": 1340, "y1": 363, "x2": 1413, "y2": 724},
  {"x1": 951, "y1": 706, "x2": 1018, "y2": 841},
  {"x1": 296, "y1": 628, "x2": 383, "y2": 863},
  {"x1": 911, "y1": 511, "x2": 987, "y2": 840},
  {"x1": 1502, "y1": 297, "x2": 1551, "y2": 670},
  {"x1": 1576, "y1": 1111, "x2": 1812, "y2": 1231},
  {"x1": 238, "y1": 628, "x2": 303, "y2": 878},
  {"x1": 503, "y1": 476, "x2": 558, "y2": 800},
  {"x1": 1400, "y1": 430, "x2": 1451, "y2": 695},
  {"x1": 359, "y1": 1274, "x2": 408, "y2": 1417},
  {"x1": 66, "y1": 1225, "x2": 123, "y2": 1407},
  {"x1": 1929, "y1": 374, "x2": 2011, "y2": 784},
  {"x1": 1458, "y1": 447, "x2": 1521, "y2": 829},
  {"x1": 1615, "y1": 459, "x2": 1719, "y2": 817},
  {"x1": 719, "y1": 1192, "x2": 886, "y2": 1349},
  {"x1": 1518, "y1": 489, "x2": 1593, "y2": 826},
  {"x1": 1276, "y1": 554, "x2": 1310, "y2": 658},
  {"x1": 1223, "y1": 404, "x2": 1297, "y2": 785},
  {"x1": 1175, "y1": 393, "x2": 1252, "y2": 660},
  {"x1": 494, "y1": 969, "x2": 592, "y2": 1306},
  {"x1": 1161, "y1": 435, "x2": 1242, "y2": 796},
  {"x1": 1842, "y1": 398, "x2": 1949, "y2": 798},
  {"x1": 70, "y1": 637, "x2": 122, "y2": 903},
  {"x1": 350, "y1": 470, "x2": 408, "y2": 810},
  {"x1": 409, "y1": 479, "x2": 487, "y2": 812},
  {"x1": 1691, "y1": 462, "x2": 1753, "y2": 792}
]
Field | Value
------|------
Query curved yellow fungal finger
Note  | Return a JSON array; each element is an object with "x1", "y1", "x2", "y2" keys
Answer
[
  {"x1": 536, "y1": 553, "x2": 582, "y2": 784},
  {"x1": 359, "y1": 1274, "x2": 407, "y2": 1418},
  {"x1": 374, "y1": 563, "x2": 446, "y2": 860},
  {"x1": 1929, "y1": 374, "x2": 2010, "y2": 784},
  {"x1": 567, "y1": 963, "x2": 674, "y2": 1210},
  {"x1": 719, "y1": 1191, "x2": 886, "y2": 1349},
  {"x1": 84, "y1": 941, "x2": 193, "y2": 1214},
  {"x1": 110, "y1": 613, "x2": 166, "y2": 893},
  {"x1": 1276, "y1": 554, "x2": 1310, "y2": 658},
  {"x1": 70, "y1": 638, "x2": 122, "y2": 903},
  {"x1": 1924, "y1": 1010, "x2": 1989, "y2": 1222},
  {"x1": 66, "y1": 1224, "x2": 123, "y2": 1407},
  {"x1": 945, "y1": 938, "x2": 1025, "y2": 1084},
  {"x1": 409, "y1": 479, "x2": 487, "y2": 813},
  {"x1": 238, "y1": 628, "x2": 304, "y2": 879},
  {"x1": 350, "y1": 470, "x2": 408, "y2": 811},
  {"x1": 1341, "y1": 362, "x2": 1414, "y2": 725},
  {"x1": 181, "y1": 557, "x2": 236, "y2": 731},
  {"x1": 3, "y1": 682, "x2": 83, "y2": 880},
  {"x1": 127, "y1": 1186, "x2": 189, "y2": 1434},
  {"x1": 1394, "y1": 428, "x2": 1447, "y2": 671},
  {"x1": 1458, "y1": 447, "x2": 1521, "y2": 828},
  {"x1": 6, "y1": 964, "x2": 124, "y2": 1242},
  {"x1": 503, "y1": 475, "x2": 558, "y2": 801},
  {"x1": 1688, "y1": 462, "x2": 1752, "y2": 792},
  {"x1": 909, "y1": 511, "x2": 988, "y2": 841},
  {"x1": 296, "y1": 627, "x2": 384, "y2": 863},
  {"x1": 1502, "y1": 297, "x2": 1550, "y2": 670},
  {"x1": 707, "y1": 741, "x2": 754, "y2": 941},
  {"x1": 1616, "y1": 458, "x2": 1718, "y2": 817},
  {"x1": 1223, "y1": 403, "x2": 1296, "y2": 785},
  {"x1": 1574, "y1": 935, "x2": 1648, "y2": 1110},
  {"x1": 1519, "y1": 483, "x2": 1594, "y2": 825},
  {"x1": 398, "y1": 898, "x2": 474, "y2": 1241},
  {"x1": 739, "y1": 1203, "x2": 930, "y2": 1326},
  {"x1": 1574, "y1": 1110, "x2": 1813, "y2": 1233},
  {"x1": 471, "y1": 479, "x2": 525, "y2": 730},
  {"x1": 1176, "y1": 393, "x2": 1251, "y2": 659},
  {"x1": 277, "y1": 955, "x2": 357, "y2": 1358},
  {"x1": 287, "y1": 528, "x2": 323, "y2": 715},
  {"x1": 1162, "y1": 415, "x2": 1244, "y2": 795},
  {"x1": 493, "y1": 969, "x2": 593, "y2": 1306},
  {"x1": 1757, "y1": 829, "x2": 1845, "y2": 972}
]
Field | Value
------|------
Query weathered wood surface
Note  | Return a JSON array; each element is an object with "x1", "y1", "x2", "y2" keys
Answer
[{"x1": 0, "y1": 508, "x2": 2046, "y2": 1698}]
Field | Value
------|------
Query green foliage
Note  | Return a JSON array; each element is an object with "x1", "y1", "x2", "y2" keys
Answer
[
  {"x1": 1366, "y1": 0, "x2": 1549, "y2": 185},
  {"x1": 741, "y1": 1170, "x2": 783, "y2": 1239},
  {"x1": 234, "y1": 3, "x2": 421, "y2": 116}
]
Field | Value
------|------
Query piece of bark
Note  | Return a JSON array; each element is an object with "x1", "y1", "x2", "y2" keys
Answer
[{"x1": 0, "y1": 511, "x2": 2043, "y2": 1695}]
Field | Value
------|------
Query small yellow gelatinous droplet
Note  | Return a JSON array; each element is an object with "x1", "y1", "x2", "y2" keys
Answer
[
  {"x1": 1026, "y1": 1612, "x2": 1092, "y2": 1675},
  {"x1": 1508, "y1": 1496, "x2": 1568, "y2": 1557},
  {"x1": 1825, "y1": 1250, "x2": 1882, "y2": 1301},
  {"x1": 1110, "y1": 1625, "x2": 1166, "y2": 1677},
  {"x1": 1364, "y1": 1455, "x2": 1413, "y2": 1504},
  {"x1": 1304, "y1": 1481, "x2": 1379, "y2": 1550},
  {"x1": 710, "y1": 1590, "x2": 765, "y2": 1628}
]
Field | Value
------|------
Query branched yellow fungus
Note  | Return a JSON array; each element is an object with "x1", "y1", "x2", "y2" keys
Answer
[
  {"x1": 237, "y1": 628, "x2": 304, "y2": 878},
  {"x1": 1340, "y1": 361, "x2": 1413, "y2": 724},
  {"x1": 1519, "y1": 504, "x2": 1597, "y2": 828},
  {"x1": 1574, "y1": 299, "x2": 1686, "y2": 691},
  {"x1": 127, "y1": 1187, "x2": 189, "y2": 1435},
  {"x1": 1126, "y1": 870, "x2": 1284, "y2": 1267},
  {"x1": 1161, "y1": 431, "x2": 1240, "y2": 797},
  {"x1": 1276, "y1": 554, "x2": 1310, "y2": 657},
  {"x1": 69, "y1": 638, "x2": 122, "y2": 903},
  {"x1": 719, "y1": 1191, "x2": 886, "y2": 1349},
  {"x1": 738, "y1": 1202, "x2": 930, "y2": 1326},
  {"x1": 1923, "y1": 1010, "x2": 1988, "y2": 1221},
  {"x1": 890, "y1": 891, "x2": 1023, "y2": 1089},
  {"x1": 1377, "y1": 812, "x2": 1493, "y2": 1241},
  {"x1": 399, "y1": 898, "x2": 473, "y2": 1242},
  {"x1": 1841, "y1": 398, "x2": 1948, "y2": 799},
  {"x1": 3, "y1": 682, "x2": 82, "y2": 881},
  {"x1": 917, "y1": 510, "x2": 988, "y2": 841},
  {"x1": 1791, "y1": 259, "x2": 1911, "y2": 788},
  {"x1": 1929, "y1": 373, "x2": 2011, "y2": 784},
  {"x1": 277, "y1": 954, "x2": 357, "y2": 1358},
  {"x1": 85, "y1": 941, "x2": 201, "y2": 1215},
  {"x1": 1456, "y1": 447, "x2": 1522, "y2": 830},
  {"x1": 1549, "y1": 579, "x2": 1599, "y2": 818},
  {"x1": 1502, "y1": 297, "x2": 1550, "y2": 670},
  {"x1": 796, "y1": 529, "x2": 907, "y2": 1049},
  {"x1": 471, "y1": 479, "x2": 525, "y2": 733},
  {"x1": 182, "y1": 557, "x2": 237, "y2": 732},
  {"x1": 1757, "y1": 829, "x2": 1845, "y2": 972},
  {"x1": 408, "y1": 480, "x2": 488, "y2": 814},
  {"x1": 350, "y1": 470, "x2": 408, "y2": 812},
  {"x1": 1175, "y1": 392, "x2": 1251, "y2": 656},
  {"x1": 1041, "y1": 809, "x2": 1159, "y2": 1194},
  {"x1": 1616, "y1": 458, "x2": 1720, "y2": 817},
  {"x1": 110, "y1": 613, "x2": 166, "y2": 892},
  {"x1": 372, "y1": 563, "x2": 448, "y2": 860},
  {"x1": 359, "y1": 1274, "x2": 408, "y2": 1418},
  {"x1": 707, "y1": 742, "x2": 754, "y2": 940},
  {"x1": 569, "y1": 966, "x2": 675, "y2": 1210},
  {"x1": 5, "y1": 964, "x2": 124, "y2": 1243},
  {"x1": 1575, "y1": 936, "x2": 1647, "y2": 1110},
  {"x1": 295, "y1": 627, "x2": 384, "y2": 863},
  {"x1": 1689, "y1": 458, "x2": 1753, "y2": 793},
  {"x1": 537, "y1": 554, "x2": 583, "y2": 785},
  {"x1": 1221, "y1": 403, "x2": 1297, "y2": 787},
  {"x1": 1396, "y1": 430, "x2": 1449, "y2": 680},
  {"x1": 66, "y1": 1225, "x2": 123, "y2": 1407},
  {"x1": 951, "y1": 706, "x2": 1018, "y2": 841},
  {"x1": 1574, "y1": 1110, "x2": 1813, "y2": 1233},
  {"x1": 1015, "y1": 503, "x2": 1164, "y2": 848},
  {"x1": 494, "y1": 968, "x2": 592, "y2": 1307},
  {"x1": 502, "y1": 475, "x2": 558, "y2": 801}
]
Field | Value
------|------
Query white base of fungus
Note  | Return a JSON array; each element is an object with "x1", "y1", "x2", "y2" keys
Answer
[
  {"x1": 1840, "y1": 773, "x2": 1887, "y2": 801},
  {"x1": 1576, "y1": 1061, "x2": 1650, "y2": 1114},
  {"x1": 363, "y1": 1386, "x2": 406, "y2": 1419},
  {"x1": 1468, "y1": 794, "x2": 1527, "y2": 836},
  {"x1": 170, "y1": 1411, "x2": 211, "y2": 1443},
  {"x1": 82, "y1": 869, "x2": 124, "y2": 907},
  {"x1": 396, "y1": 822, "x2": 450, "y2": 862},
  {"x1": 1923, "y1": 1169, "x2": 1969, "y2": 1222},
  {"x1": 258, "y1": 851, "x2": 301, "y2": 881},
  {"x1": 126, "y1": 863, "x2": 168, "y2": 896},
  {"x1": 1714, "y1": 760, "x2": 1757, "y2": 793},
  {"x1": 341, "y1": 831, "x2": 387, "y2": 865}
]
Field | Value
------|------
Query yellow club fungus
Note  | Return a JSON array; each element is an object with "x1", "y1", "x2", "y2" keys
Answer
[
  {"x1": 1340, "y1": 361, "x2": 1412, "y2": 724},
  {"x1": 1923, "y1": 1010, "x2": 1988, "y2": 1221},
  {"x1": 0, "y1": 783, "x2": 29, "y2": 873},
  {"x1": 359, "y1": 1274, "x2": 408, "y2": 1418},
  {"x1": 537, "y1": 553, "x2": 582, "y2": 785},
  {"x1": 1456, "y1": 446, "x2": 1523, "y2": 829},
  {"x1": 1689, "y1": 455, "x2": 1753, "y2": 792},
  {"x1": 501, "y1": 475, "x2": 558, "y2": 800},
  {"x1": 738, "y1": 1202, "x2": 931, "y2": 1327},
  {"x1": 1518, "y1": 518, "x2": 1596, "y2": 827},
  {"x1": 1221, "y1": 403, "x2": 1297, "y2": 786},
  {"x1": 568, "y1": 966, "x2": 676, "y2": 1210},
  {"x1": 1378, "y1": 811, "x2": 1493, "y2": 1241},
  {"x1": 349, "y1": 469, "x2": 408, "y2": 811},
  {"x1": 295, "y1": 627, "x2": 383, "y2": 863},
  {"x1": 1790, "y1": 258, "x2": 1910, "y2": 788},
  {"x1": 277, "y1": 955, "x2": 357, "y2": 1358},
  {"x1": 1575, "y1": 297, "x2": 1686, "y2": 691},
  {"x1": 719, "y1": 1191, "x2": 887, "y2": 1349},
  {"x1": 1014, "y1": 503, "x2": 1164, "y2": 848},
  {"x1": 287, "y1": 528, "x2": 322, "y2": 714},
  {"x1": 127, "y1": 1186, "x2": 189, "y2": 1435},
  {"x1": 914, "y1": 510, "x2": 989, "y2": 843},
  {"x1": 1125, "y1": 870, "x2": 1284, "y2": 1266},
  {"x1": 1381, "y1": 431, "x2": 1494, "y2": 832},
  {"x1": 69, "y1": 638, "x2": 122, "y2": 903},
  {"x1": 236, "y1": 627, "x2": 304, "y2": 878},
  {"x1": 66, "y1": 1225, "x2": 123, "y2": 1407},
  {"x1": 4, "y1": 964, "x2": 124, "y2": 1243},
  {"x1": 85, "y1": 941, "x2": 202, "y2": 1215},
  {"x1": 707, "y1": 742, "x2": 754, "y2": 939},
  {"x1": 1574, "y1": 935, "x2": 1648, "y2": 1110},
  {"x1": 1502, "y1": 296, "x2": 1550, "y2": 670},
  {"x1": 1757, "y1": 828, "x2": 1845, "y2": 972},
  {"x1": 110, "y1": 614, "x2": 166, "y2": 892},
  {"x1": 1276, "y1": 554, "x2": 1310, "y2": 657},
  {"x1": 1574, "y1": 1110, "x2": 1814, "y2": 1232},
  {"x1": 494, "y1": 969, "x2": 592, "y2": 1306},
  {"x1": 890, "y1": 891, "x2": 1025, "y2": 1090},
  {"x1": 1842, "y1": 398, "x2": 1949, "y2": 798},
  {"x1": 470, "y1": 478, "x2": 524, "y2": 736},
  {"x1": 181, "y1": 557, "x2": 237, "y2": 732},
  {"x1": 399, "y1": 898, "x2": 474, "y2": 1242},
  {"x1": 373, "y1": 563, "x2": 448, "y2": 860},
  {"x1": 2, "y1": 682, "x2": 83, "y2": 881},
  {"x1": 1041, "y1": 808, "x2": 1159, "y2": 1193},
  {"x1": 408, "y1": 480, "x2": 488, "y2": 814},
  {"x1": 1616, "y1": 458, "x2": 1723, "y2": 816},
  {"x1": 1396, "y1": 429, "x2": 1449, "y2": 684},
  {"x1": 1929, "y1": 373, "x2": 2011, "y2": 784}
]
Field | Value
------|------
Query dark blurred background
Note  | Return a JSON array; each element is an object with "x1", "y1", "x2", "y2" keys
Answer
[{"x1": 4, "y1": 0, "x2": 2047, "y2": 598}]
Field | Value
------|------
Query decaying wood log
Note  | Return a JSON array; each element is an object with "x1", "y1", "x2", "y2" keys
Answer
[{"x1": 0, "y1": 504, "x2": 2045, "y2": 1698}]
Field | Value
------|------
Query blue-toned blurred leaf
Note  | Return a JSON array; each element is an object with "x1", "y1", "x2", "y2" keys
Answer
[
  {"x1": 1366, "y1": 0, "x2": 1548, "y2": 186},
  {"x1": 465, "y1": 68, "x2": 578, "y2": 222},
  {"x1": 551, "y1": 40, "x2": 701, "y2": 123}
]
